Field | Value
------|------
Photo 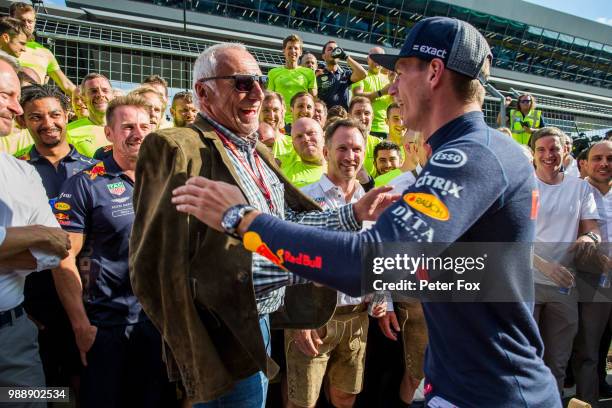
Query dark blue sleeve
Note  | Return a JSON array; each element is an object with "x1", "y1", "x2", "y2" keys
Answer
[
  {"x1": 245, "y1": 141, "x2": 508, "y2": 297},
  {"x1": 52, "y1": 174, "x2": 91, "y2": 233}
]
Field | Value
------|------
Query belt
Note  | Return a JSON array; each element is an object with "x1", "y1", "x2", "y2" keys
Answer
[{"x1": 0, "y1": 304, "x2": 25, "y2": 329}]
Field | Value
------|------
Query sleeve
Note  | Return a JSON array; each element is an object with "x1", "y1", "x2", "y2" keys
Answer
[
  {"x1": 285, "y1": 203, "x2": 361, "y2": 231},
  {"x1": 53, "y1": 175, "x2": 91, "y2": 233},
  {"x1": 580, "y1": 183, "x2": 600, "y2": 220},
  {"x1": 46, "y1": 49, "x2": 60, "y2": 73},
  {"x1": 267, "y1": 68, "x2": 277, "y2": 92},
  {"x1": 246, "y1": 141, "x2": 508, "y2": 296},
  {"x1": 307, "y1": 68, "x2": 317, "y2": 91}
]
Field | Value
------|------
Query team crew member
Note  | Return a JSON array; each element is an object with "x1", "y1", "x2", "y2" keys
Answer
[
  {"x1": 142, "y1": 75, "x2": 173, "y2": 129},
  {"x1": 530, "y1": 127, "x2": 601, "y2": 394},
  {"x1": 0, "y1": 17, "x2": 28, "y2": 59},
  {"x1": 572, "y1": 140, "x2": 612, "y2": 407},
  {"x1": 280, "y1": 117, "x2": 325, "y2": 188},
  {"x1": 0, "y1": 51, "x2": 71, "y2": 404},
  {"x1": 170, "y1": 91, "x2": 197, "y2": 127},
  {"x1": 498, "y1": 92, "x2": 545, "y2": 145},
  {"x1": 373, "y1": 141, "x2": 402, "y2": 177},
  {"x1": 174, "y1": 17, "x2": 561, "y2": 407},
  {"x1": 9, "y1": 3, "x2": 76, "y2": 95},
  {"x1": 71, "y1": 88, "x2": 89, "y2": 120},
  {"x1": 53, "y1": 96, "x2": 173, "y2": 408},
  {"x1": 300, "y1": 52, "x2": 318, "y2": 71},
  {"x1": 130, "y1": 85, "x2": 166, "y2": 130},
  {"x1": 352, "y1": 47, "x2": 393, "y2": 138},
  {"x1": 261, "y1": 91, "x2": 293, "y2": 160},
  {"x1": 313, "y1": 99, "x2": 327, "y2": 128},
  {"x1": 140, "y1": 43, "x2": 386, "y2": 405},
  {"x1": 15, "y1": 85, "x2": 94, "y2": 389},
  {"x1": 67, "y1": 73, "x2": 114, "y2": 157},
  {"x1": 316, "y1": 40, "x2": 367, "y2": 110},
  {"x1": 348, "y1": 96, "x2": 381, "y2": 177},
  {"x1": 286, "y1": 118, "x2": 377, "y2": 408},
  {"x1": 267, "y1": 34, "x2": 317, "y2": 128}
]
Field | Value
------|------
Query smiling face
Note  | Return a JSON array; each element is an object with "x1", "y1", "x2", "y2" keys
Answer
[
  {"x1": 106, "y1": 105, "x2": 151, "y2": 162},
  {"x1": 386, "y1": 106, "x2": 405, "y2": 142},
  {"x1": 350, "y1": 102, "x2": 373, "y2": 134},
  {"x1": 301, "y1": 53, "x2": 317, "y2": 71},
  {"x1": 0, "y1": 61, "x2": 22, "y2": 136},
  {"x1": 196, "y1": 48, "x2": 264, "y2": 137},
  {"x1": 534, "y1": 135, "x2": 563, "y2": 174},
  {"x1": 586, "y1": 141, "x2": 612, "y2": 185},
  {"x1": 260, "y1": 96, "x2": 284, "y2": 130},
  {"x1": 1, "y1": 31, "x2": 27, "y2": 58},
  {"x1": 82, "y1": 76, "x2": 113, "y2": 117},
  {"x1": 313, "y1": 101, "x2": 327, "y2": 127},
  {"x1": 325, "y1": 125, "x2": 365, "y2": 182},
  {"x1": 140, "y1": 90, "x2": 164, "y2": 129},
  {"x1": 284, "y1": 41, "x2": 302, "y2": 65},
  {"x1": 375, "y1": 148, "x2": 401, "y2": 175},
  {"x1": 388, "y1": 57, "x2": 429, "y2": 133},
  {"x1": 22, "y1": 97, "x2": 67, "y2": 148},
  {"x1": 292, "y1": 94, "x2": 314, "y2": 122}
]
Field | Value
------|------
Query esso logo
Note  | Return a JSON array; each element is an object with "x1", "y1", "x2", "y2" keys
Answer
[{"x1": 430, "y1": 148, "x2": 467, "y2": 168}]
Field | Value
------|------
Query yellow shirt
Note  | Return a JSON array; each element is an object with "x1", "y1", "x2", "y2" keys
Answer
[
  {"x1": 0, "y1": 125, "x2": 34, "y2": 155},
  {"x1": 19, "y1": 41, "x2": 60, "y2": 84},
  {"x1": 66, "y1": 117, "x2": 108, "y2": 158}
]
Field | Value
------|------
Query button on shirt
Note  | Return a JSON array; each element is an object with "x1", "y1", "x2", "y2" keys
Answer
[
  {"x1": 317, "y1": 67, "x2": 353, "y2": 110},
  {"x1": 0, "y1": 153, "x2": 61, "y2": 311},
  {"x1": 53, "y1": 157, "x2": 145, "y2": 326}
]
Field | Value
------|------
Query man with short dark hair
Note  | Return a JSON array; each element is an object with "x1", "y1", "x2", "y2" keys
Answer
[
  {"x1": 373, "y1": 141, "x2": 401, "y2": 177},
  {"x1": 53, "y1": 95, "x2": 173, "y2": 407},
  {"x1": 170, "y1": 91, "x2": 197, "y2": 127},
  {"x1": 15, "y1": 84, "x2": 94, "y2": 389},
  {"x1": 348, "y1": 96, "x2": 380, "y2": 177},
  {"x1": 0, "y1": 17, "x2": 27, "y2": 59},
  {"x1": 66, "y1": 73, "x2": 115, "y2": 157},
  {"x1": 317, "y1": 40, "x2": 367, "y2": 110},
  {"x1": 182, "y1": 17, "x2": 561, "y2": 407}
]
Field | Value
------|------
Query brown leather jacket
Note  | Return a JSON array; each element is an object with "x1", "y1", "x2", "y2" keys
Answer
[{"x1": 129, "y1": 116, "x2": 337, "y2": 403}]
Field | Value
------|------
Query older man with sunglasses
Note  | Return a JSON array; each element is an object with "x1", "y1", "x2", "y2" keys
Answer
[{"x1": 130, "y1": 43, "x2": 390, "y2": 407}]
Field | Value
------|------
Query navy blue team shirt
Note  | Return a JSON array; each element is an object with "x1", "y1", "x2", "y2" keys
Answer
[
  {"x1": 245, "y1": 111, "x2": 560, "y2": 407},
  {"x1": 53, "y1": 156, "x2": 146, "y2": 327},
  {"x1": 316, "y1": 66, "x2": 353, "y2": 110}
]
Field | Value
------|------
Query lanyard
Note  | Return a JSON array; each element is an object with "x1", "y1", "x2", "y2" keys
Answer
[{"x1": 215, "y1": 129, "x2": 275, "y2": 212}]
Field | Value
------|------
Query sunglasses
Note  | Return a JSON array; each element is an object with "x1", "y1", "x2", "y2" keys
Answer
[
  {"x1": 199, "y1": 75, "x2": 268, "y2": 93},
  {"x1": 519, "y1": 99, "x2": 532, "y2": 104}
]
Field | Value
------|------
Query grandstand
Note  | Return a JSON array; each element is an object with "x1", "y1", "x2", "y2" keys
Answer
[{"x1": 0, "y1": 0, "x2": 610, "y2": 136}]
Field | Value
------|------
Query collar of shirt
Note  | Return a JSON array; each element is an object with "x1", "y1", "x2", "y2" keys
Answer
[
  {"x1": 102, "y1": 155, "x2": 126, "y2": 177},
  {"x1": 318, "y1": 174, "x2": 365, "y2": 204},
  {"x1": 427, "y1": 111, "x2": 485, "y2": 151},
  {"x1": 200, "y1": 113, "x2": 258, "y2": 154},
  {"x1": 28, "y1": 144, "x2": 82, "y2": 163}
]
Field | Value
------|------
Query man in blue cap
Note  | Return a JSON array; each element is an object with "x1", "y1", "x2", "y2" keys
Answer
[{"x1": 172, "y1": 17, "x2": 560, "y2": 407}]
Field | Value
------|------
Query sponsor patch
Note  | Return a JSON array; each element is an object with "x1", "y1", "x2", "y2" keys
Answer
[
  {"x1": 54, "y1": 202, "x2": 71, "y2": 211},
  {"x1": 404, "y1": 192, "x2": 450, "y2": 221},
  {"x1": 111, "y1": 197, "x2": 130, "y2": 204},
  {"x1": 84, "y1": 162, "x2": 106, "y2": 180},
  {"x1": 429, "y1": 148, "x2": 467, "y2": 168},
  {"x1": 414, "y1": 171, "x2": 463, "y2": 198},
  {"x1": 59, "y1": 193, "x2": 72, "y2": 199},
  {"x1": 107, "y1": 182, "x2": 126, "y2": 196},
  {"x1": 243, "y1": 231, "x2": 323, "y2": 270},
  {"x1": 55, "y1": 212, "x2": 70, "y2": 225},
  {"x1": 412, "y1": 44, "x2": 447, "y2": 59},
  {"x1": 390, "y1": 205, "x2": 435, "y2": 242}
]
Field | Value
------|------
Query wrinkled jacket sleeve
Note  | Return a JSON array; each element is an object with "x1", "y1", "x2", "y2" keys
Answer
[{"x1": 129, "y1": 131, "x2": 222, "y2": 398}]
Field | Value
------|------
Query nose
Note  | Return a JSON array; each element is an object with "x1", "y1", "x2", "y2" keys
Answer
[
  {"x1": 249, "y1": 79, "x2": 265, "y2": 101},
  {"x1": 8, "y1": 95, "x2": 23, "y2": 116}
]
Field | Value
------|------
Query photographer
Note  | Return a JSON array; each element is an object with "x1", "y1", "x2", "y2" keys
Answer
[{"x1": 497, "y1": 92, "x2": 545, "y2": 145}]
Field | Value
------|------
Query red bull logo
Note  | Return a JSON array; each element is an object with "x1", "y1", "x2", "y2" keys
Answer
[{"x1": 243, "y1": 232, "x2": 323, "y2": 270}]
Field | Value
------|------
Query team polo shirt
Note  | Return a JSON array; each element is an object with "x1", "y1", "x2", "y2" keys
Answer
[
  {"x1": 66, "y1": 117, "x2": 108, "y2": 158},
  {"x1": 54, "y1": 157, "x2": 146, "y2": 327},
  {"x1": 374, "y1": 168, "x2": 402, "y2": 187},
  {"x1": 17, "y1": 145, "x2": 96, "y2": 322},
  {"x1": 364, "y1": 134, "x2": 381, "y2": 177},
  {"x1": 247, "y1": 112, "x2": 559, "y2": 407},
  {"x1": 19, "y1": 41, "x2": 60, "y2": 84},
  {"x1": 317, "y1": 66, "x2": 353, "y2": 110},
  {"x1": 280, "y1": 159, "x2": 324, "y2": 188},
  {"x1": 272, "y1": 133, "x2": 294, "y2": 163},
  {"x1": 351, "y1": 71, "x2": 391, "y2": 133},
  {"x1": 1, "y1": 126, "x2": 34, "y2": 155},
  {"x1": 267, "y1": 66, "x2": 317, "y2": 125}
]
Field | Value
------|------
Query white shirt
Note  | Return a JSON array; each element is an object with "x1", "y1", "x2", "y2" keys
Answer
[
  {"x1": 564, "y1": 157, "x2": 580, "y2": 178},
  {"x1": 0, "y1": 153, "x2": 61, "y2": 311},
  {"x1": 302, "y1": 174, "x2": 366, "y2": 306},
  {"x1": 389, "y1": 171, "x2": 417, "y2": 194},
  {"x1": 534, "y1": 174, "x2": 599, "y2": 286},
  {"x1": 589, "y1": 184, "x2": 611, "y2": 259}
]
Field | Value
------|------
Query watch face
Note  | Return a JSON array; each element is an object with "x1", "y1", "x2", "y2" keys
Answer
[{"x1": 222, "y1": 206, "x2": 242, "y2": 232}]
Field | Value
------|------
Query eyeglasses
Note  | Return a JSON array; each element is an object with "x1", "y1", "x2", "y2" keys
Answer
[
  {"x1": 519, "y1": 99, "x2": 532, "y2": 104},
  {"x1": 199, "y1": 75, "x2": 268, "y2": 93}
]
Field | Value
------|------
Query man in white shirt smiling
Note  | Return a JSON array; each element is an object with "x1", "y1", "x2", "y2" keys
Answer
[{"x1": 0, "y1": 50, "x2": 71, "y2": 399}]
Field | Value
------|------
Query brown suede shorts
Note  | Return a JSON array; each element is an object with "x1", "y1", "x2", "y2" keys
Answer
[{"x1": 396, "y1": 301, "x2": 428, "y2": 380}]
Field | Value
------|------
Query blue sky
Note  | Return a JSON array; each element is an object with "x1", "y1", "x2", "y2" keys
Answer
[{"x1": 44, "y1": 0, "x2": 612, "y2": 26}]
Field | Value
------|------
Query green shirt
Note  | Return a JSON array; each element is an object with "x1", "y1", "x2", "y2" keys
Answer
[
  {"x1": 351, "y1": 71, "x2": 392, "y2": 133},
  {"x1": 280, "y1": 159, "x2": 324, "y2": 188},
  {"x1": 374, "y1": 168, "x2": 402, "y2": 187},
  {"x1": 66, "y1": 117, "x2": 107, "y2": 158},
  {"x1": 272, "y1": 133, "x2": 297, "y2": 164},
  {"x1": 1, "y1": 127, "x2": 34, "y2": 155},
  {"x1": 19, "y1": 41, "x2": 60, "y2": 84},
  {"x1": 267, "y1": 66, "x2": 316, "y2": 125},
  {"x1": 364, "y1": 135, "x2": 381, "y2": 178}
]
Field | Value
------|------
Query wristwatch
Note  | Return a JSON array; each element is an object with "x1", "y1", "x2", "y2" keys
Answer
[
  {"x1": 581, "y1": 231, "x2": 600, "y2": 244},
  {"x1": 221, "y1": 204, "x2": 256, "y2": 239}
]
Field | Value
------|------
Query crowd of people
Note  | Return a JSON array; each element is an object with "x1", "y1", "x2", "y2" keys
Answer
[{"x1": 0, "y1": 3, "x2": 611, "y2": 408}]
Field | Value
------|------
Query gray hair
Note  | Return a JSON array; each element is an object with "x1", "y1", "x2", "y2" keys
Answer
[
  {"x1": 192, "y1": 43, "x2": 248, "y2": 105},
  {"x1": 0, "y1": 50, "x2": 19, "y2": 71}
]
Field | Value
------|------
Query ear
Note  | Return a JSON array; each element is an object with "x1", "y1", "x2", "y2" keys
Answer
[
  {"x1": 323, "y1": 145, "x2": 329, "y2": 161},
  {"x1": 169, "y1": 107, "x2": 176, "y2": 117},
  {"x1": 104, "y1": 125, "x2": 112, "y2": 143},
  {"x1": 0, "y1": 33, "x2": 9, "y2": 44},
  {"x1": 194, "y1": 81, "x2": 209, "y2": 104},
  {"x1": 15, "y1": 114, "x2": 25, "y2": 129},
  {"x1": 428, "y1": 59, "x2": 445, "y2": 89}
]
